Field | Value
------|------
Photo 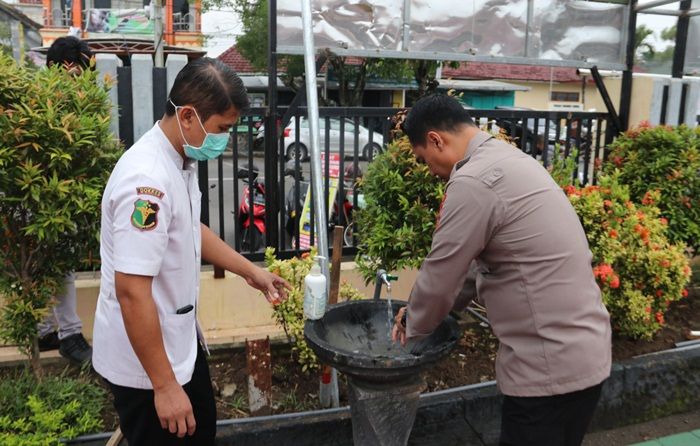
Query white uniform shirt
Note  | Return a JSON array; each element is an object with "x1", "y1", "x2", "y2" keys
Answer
[{"x1": 93, "y1": 123, "x2": 202, "y2": 389}]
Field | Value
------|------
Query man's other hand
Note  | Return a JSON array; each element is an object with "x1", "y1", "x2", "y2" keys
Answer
[{"x1": 154, "y1": 380, "x2": 196, "y2": 438}]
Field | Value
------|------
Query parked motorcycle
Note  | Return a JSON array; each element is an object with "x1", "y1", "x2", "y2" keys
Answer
[
  {"x1": 238, "y1": 166, "x2": 266, "y2": 252},
  {"x1": 283, "y1": 161, "x2": 363, "y2": 248}
]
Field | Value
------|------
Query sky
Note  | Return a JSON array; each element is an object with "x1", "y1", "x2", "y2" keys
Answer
[
  {"x1": 201, "y1": 9, "x2": 242, "y2": 58},
  {"x1": 201, "y1": 2, "x2": 683, "y2": 59}
]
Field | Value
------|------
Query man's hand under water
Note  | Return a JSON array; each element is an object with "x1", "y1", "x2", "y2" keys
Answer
[{"x1": 392, "y1": 307, "x2": 408, "y2": 346}]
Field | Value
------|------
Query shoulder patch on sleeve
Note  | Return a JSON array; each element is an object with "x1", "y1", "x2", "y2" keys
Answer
[
  {"x1": 131, "y1": 199, "x2": 160, "y2": 231},
  {"x1": 136, "y1": 187, "x2": 165, "y2": 199}
]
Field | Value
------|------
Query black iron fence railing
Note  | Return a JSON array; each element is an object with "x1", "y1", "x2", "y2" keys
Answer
[{"x1": 199, "y1": 107, "x2": 615, "y2": 261}]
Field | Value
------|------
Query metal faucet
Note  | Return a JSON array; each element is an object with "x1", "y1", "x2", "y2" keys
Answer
[{"x1": 373, "y1": 269, "x2": 398, "y2": 300}]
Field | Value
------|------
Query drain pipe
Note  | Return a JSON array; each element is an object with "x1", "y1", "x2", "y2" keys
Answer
[{"x1": 301, "y1": 0, "x2": 338, "y2": 408}]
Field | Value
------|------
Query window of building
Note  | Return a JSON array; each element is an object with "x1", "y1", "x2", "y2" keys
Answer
[{"x1": 550, "y1": 91, "x2": 580, "y2": 102}]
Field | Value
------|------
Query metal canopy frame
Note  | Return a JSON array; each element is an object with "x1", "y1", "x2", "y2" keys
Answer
[
  {"x1": 636, "y1": 0, "x2": 700, "y2": 16},
  {"x1": 276, "y1": 47, "x2": 629, "y2": 71}
]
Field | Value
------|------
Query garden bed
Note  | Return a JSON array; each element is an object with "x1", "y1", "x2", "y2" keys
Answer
[
  {"x1": 213, "y1": 286, "x2": 699, "y2": 421},
  {"x1": 3, "y1": 287, "x2": 697, "y2": 435},
  {"x1": 68, "y1": 330, "x2": 700, "y2": 446}
]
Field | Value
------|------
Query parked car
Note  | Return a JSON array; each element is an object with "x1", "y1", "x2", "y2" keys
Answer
[
  {"x1": 259, "y1": 117, "x2": 384, "y2": 161},
  {"x1": 494, "y1": 107, "x2": 568, "y2": 157},
  {"x1": 494, "y1": 107, "x2": 598, "y2": 183},
  {"x1": 228, "y1": 115, "x2": 265, "y2": 153}
]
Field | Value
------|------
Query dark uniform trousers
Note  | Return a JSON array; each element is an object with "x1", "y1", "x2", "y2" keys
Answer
[
  {"x1": 499, "y1": 382, "x2": 603, "y2": 446},
  {"x1": 108, "y1": 345, "x2": 216, "y2": 446}
]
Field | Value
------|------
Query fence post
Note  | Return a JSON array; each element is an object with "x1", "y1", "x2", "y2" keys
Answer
[
  {"x1": 95, "y1": 53, "x2": 120, "y2": 139},
  {"x1": 683, "y1": 79, "x2": 700, "y2": 128},
  {"x1": 131, "y1": 54, "x2": 154, "y2": 140},
  {"x1": 166, "y1": 54, "x2": 188, "y2": 96},
  {"x1": 649, "y1": 78, "x2": 667, "y2": 126},
  {"x1": 667, "y1": 78, "x2": 683, "y2": 126}
]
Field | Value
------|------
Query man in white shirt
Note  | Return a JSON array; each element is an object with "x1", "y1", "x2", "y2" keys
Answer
[{"x1": 93, "y1": 57, "x2": 290, "y2": 445}]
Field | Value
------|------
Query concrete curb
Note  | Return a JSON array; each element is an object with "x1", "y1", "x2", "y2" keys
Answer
[{"x1": 67, "y1": 345, "x2": 700, "y2": 445}]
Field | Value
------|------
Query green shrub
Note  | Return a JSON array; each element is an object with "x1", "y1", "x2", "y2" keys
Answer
[
  {"x1": 0, "y1": 54, "x2": 120, "y2": 375},
  {"x1": 265, "y1": 248, "x2": 364, "y2": 372},
  {"x1": 353, "y1": 136, "x2": 444, "y2": 282},
  {"x1": 603, "y1": 123, "x2": 700, "y2": 253},
  {"x1": 561, "y1": 174, "x2": 691, "y2": 339},
  {"x1": 0, "y1": 371, "x2": 105, "y2": 445}
]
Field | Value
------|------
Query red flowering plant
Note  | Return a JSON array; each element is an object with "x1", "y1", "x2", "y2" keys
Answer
[
  {"x1": 604, "y1": 123, "x2": 700, "y2": 253},
  {"x1": 562, "y1": 173, "x2": 691, "y2": 339}
]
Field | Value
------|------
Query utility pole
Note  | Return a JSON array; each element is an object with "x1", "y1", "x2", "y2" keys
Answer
[{"x1": 154, "y1": 0, "x2": 165, "y2": 67}]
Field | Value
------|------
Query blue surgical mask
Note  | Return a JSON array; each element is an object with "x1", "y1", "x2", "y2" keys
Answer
[{"x1": 171, "y1": 100, "x2": 230, "y2": 161}]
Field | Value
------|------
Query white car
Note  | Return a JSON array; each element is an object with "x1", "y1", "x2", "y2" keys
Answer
[{"x1": 282, "y1": 117, "x2": 384, "y2": 161}]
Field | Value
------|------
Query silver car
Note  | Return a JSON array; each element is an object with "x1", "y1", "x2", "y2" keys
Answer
[{"x1": 282, "y1": 117, "x2": 384, "y2": 161}]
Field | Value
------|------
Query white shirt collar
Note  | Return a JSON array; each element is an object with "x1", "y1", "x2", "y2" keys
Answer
[{"x1": 154, "y1": 122, "x2": 197, "y2": 172}]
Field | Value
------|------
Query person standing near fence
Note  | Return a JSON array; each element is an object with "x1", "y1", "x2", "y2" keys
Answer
[
  {"x1": 36, "y1": 36, "x2": 95, "y2": 364},
  {"x1": 392, "y1": 94, "x2": 612, "y2": 446},
  {"x1": 92, "y1": 57, "x2": 290, "y2": 445}
]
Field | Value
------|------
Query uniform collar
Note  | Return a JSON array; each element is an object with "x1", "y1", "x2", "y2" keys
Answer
[
  {"x1": 451, "y1": 130, "x2": 493, "y2": 177},
  {"x1": 154, "y1": 122, "x2": 197, "y2": 172}
]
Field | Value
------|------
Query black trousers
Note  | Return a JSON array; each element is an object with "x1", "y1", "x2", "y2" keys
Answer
[
  {"x1": 108, "y1": 345, "x2": 216, "y2": 446},
  {"x1": 499, "y1": 382, "x2": 603, "y2": 446}
]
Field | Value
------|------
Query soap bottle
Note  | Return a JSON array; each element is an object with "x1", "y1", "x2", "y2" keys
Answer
[{"x1": 304, "y1": 256, "x2": 327, "y2": 320}]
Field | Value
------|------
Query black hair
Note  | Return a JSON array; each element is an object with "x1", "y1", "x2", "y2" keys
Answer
[
  {"x1": 402, "y1": 94, "x2": 475, "y2": 146},
  {"x1": 165, "y1": 57, "x2": 250, "y2": 121},
  {"x1": 46, "y1": 36, "x2": 93, "y2": 69}
]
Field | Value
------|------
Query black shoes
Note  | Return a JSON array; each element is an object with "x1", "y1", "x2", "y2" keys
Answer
[
  {"x1": 58, "y1": 333, "x2": 92, "y2": 364},
  {"x1": 38, "y1": 331, "x2": 61, "y2": 351}
]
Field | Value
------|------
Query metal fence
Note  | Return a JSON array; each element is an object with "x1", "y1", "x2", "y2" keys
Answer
[{"x1": 199, "y1": 107, "x2": 615, "y2": 261}]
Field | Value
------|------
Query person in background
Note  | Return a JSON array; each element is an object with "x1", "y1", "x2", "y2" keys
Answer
[
  {"x1": 392, "y1": 94, "x2": 611, "y2": 446},
  {"x1": 45, "y1": 35, "x2": 93, "y2": 75},
  {"x1": 92, "y1": 57, "x2": 290, "y2": 446},
  {"x1": 37, "y1": 35, "x2": 95, "y2": 364}
]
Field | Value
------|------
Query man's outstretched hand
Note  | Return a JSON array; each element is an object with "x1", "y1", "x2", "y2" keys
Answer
[{"x1": 245, "y1": 268, "x2": 291, "y2": 304}]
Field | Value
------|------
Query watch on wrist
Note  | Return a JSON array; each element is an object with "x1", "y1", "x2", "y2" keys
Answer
[{"x1": 400, "y1": 309, "x2": 407, "y2": 328}]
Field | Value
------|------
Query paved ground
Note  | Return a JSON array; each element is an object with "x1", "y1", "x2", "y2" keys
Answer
[
  {"x1": 634, "y1": 431, "x2": 700, "y2": 446},
  {"x1": 584, "y1": 409, "x2": 700, "y2": 446}
]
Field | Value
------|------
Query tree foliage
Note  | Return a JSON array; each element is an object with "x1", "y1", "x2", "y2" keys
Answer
[
  {"x1": 354, "y1": 135, "x2": 445, "y2": 282},
  {"x1": 635, "y1": 25, "x2": 656, "y2": 62},
  {"x1": 635, "y1": 24, "x2": 676, "y2": 74}
]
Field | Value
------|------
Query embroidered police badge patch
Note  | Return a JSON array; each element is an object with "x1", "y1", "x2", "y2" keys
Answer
[{"x1": 131, "y1": 199, "x2": 160, "y2": 230}]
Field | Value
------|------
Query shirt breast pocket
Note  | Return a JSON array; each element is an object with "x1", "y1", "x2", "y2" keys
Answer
[{"x1": 478, "y1": 168, "x2": 504, "y2": 189}]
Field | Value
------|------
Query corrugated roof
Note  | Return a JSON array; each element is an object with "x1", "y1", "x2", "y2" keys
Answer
[
  {"x1": 217, "y1": 45, "x2": 259, "y2": 74},
  {"x1": 442, "y1": 61, "x2": 582, "y2": 83},
  {"x1": 218, "y1": 45, "x2": 366, "y2": 75}
]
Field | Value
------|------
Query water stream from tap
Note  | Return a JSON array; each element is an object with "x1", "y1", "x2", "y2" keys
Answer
[{"x1": 386, "y1": 285, "x2": 393, "y2": 342}]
